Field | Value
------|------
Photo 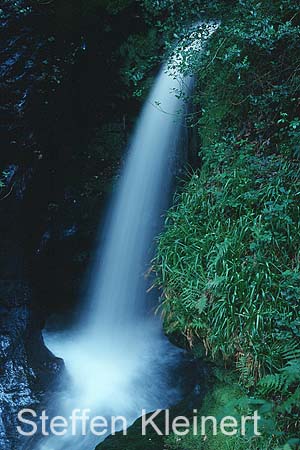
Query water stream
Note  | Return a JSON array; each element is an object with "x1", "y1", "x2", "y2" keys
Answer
[{"x1": 28, "y1": 23, "x2": 217, "y2": 450}]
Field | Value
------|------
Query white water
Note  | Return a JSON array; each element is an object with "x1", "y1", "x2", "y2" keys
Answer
[{"x1": 30, "y1": 23, "x2": 218, "y2": 450}]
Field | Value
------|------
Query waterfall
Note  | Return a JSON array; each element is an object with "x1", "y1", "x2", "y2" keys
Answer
[
  {"x1": 29, "y1": 22, "x2": 218, "y2": 450},
  {"x1": 85, "y1": 65, "x2": 190, "y2": 332}
]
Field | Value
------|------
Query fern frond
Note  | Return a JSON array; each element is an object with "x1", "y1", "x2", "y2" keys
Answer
[
  {"x1": 258, "y1": 373, "x2": 286, "y2": 394},
  {"x1": 278, "y1": 387, "x2": 300, "y2": 414}
]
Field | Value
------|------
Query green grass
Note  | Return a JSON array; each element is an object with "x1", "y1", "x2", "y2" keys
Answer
[
  {"x1": 165, "y1": 380, "x2": 278, "y2": 450},
  {"x1": 155, "y1": 146, "x2": 300, "y2": 376},
  {"x1": 153, "y1": 1, "x2": 300, "y2": 447},
  {"x1": 154, "y1": 142, "x2": 300, "y2": 447}
]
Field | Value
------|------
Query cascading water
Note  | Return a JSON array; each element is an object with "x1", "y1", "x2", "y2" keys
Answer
[{"x1": 28, "y1": 22, "x2": 218, "y2": 450}]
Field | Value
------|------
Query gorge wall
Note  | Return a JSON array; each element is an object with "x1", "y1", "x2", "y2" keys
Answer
[{"x1": 0, "y1": 1, "x2": 136, "y2": 447}]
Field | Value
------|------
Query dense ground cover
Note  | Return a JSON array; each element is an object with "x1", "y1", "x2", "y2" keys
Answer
[{"x1": 152, "y1": 1, "x2": 300, "y2": 448}]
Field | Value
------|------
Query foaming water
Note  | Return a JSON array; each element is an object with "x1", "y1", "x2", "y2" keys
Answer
[
  {"x1": 30, "y1": 23, "x2": 218, "y2": 450},
  {"x1": 32, "y1": 321, "x2": 182, "y2": 450},
  {"x1": 45, "y1": 320, "x2": 182, "y2": 413}
]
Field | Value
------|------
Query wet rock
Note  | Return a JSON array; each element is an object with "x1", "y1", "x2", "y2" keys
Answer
[
  {"x1": 0, "y1": 281, "x2": 64, "y2": 450},
  {"x1": 0, "y1": 0, "x2": 77, "y2": 197}
]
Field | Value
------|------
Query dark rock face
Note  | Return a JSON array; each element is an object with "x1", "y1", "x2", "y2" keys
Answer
[
  {"x1": 1, "y1": 0, "x2": 76, "y2": 171},
  {"x1": 0, "y1": 2, "x2": 74, "y2": 448},
  {"x1": 0, "y1": 281, "x2": 64, "y2": 450},
  {"x1": 0, "y1": 1, "x2": 139, "y2": 448}
]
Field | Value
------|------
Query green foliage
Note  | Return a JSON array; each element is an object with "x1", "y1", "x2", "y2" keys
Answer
[
  {"x1": 0, "y1": 171, "x2": 9, "y2": 191},
  {"x1": 119, "y1": 0, "x2": 227, "y2": 98},
  {"x1": 52, "y1": 0, "x2": 134, "y2": 15},
  {"x1": 101, "y1": 0, "x2": 135, "y2": 14},
  {"x1": 119, "y1": 30, "x2": 160, "y2": 98},
  {"x1": 155, "y1": 145, "x2": 300, "y2": 373},
  {"x1": 153, "y1": 0, "x2": 300, "y2": 447},
  {"x1": 165, "y1": 381, "x2": 280, "y2": 450},
  {"x1": 155, "y1": 146, "x2": 300, "y2": 445}
]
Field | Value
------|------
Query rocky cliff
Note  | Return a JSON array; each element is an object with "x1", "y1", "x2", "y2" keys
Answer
[{"x1": 0, "y1": 2, "x2": 76, "y2": 448}]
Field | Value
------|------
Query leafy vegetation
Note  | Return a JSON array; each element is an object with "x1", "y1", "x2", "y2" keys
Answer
[
  {"x1": 152, "y1": 0, "x2": 300, "y2": 448},
  {"x1": 0, "y1": 171, "x2": 9, "y2": 194}
]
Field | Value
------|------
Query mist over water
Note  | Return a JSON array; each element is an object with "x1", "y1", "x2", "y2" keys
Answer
[
  {"x1": 30, "y1": 23, "x2": 218, "y2": 450},
  {"x1": 35, "y1": 322, "x2": 183, "y2": 450}
]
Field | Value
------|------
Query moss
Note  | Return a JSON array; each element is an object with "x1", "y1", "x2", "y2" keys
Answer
[{"x1": 166, "y1": 380, "x2": 277, "y2": 450}]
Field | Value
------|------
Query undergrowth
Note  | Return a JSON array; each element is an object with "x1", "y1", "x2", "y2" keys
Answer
[{"x1": 154, "y1": 0, "x2": 300, "y2": 448}]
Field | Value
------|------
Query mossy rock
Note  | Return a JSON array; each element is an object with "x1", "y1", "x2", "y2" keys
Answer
[
  {"x1": 95, "y1": 410, "x2": 167, "y2": 450},
  {"x1": 95, "y1": 385, "x2": 206, "y2": 450}
]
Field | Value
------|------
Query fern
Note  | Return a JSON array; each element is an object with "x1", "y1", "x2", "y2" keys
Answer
[
  {"x1": 258, "y1": 373, "x2": 287, "y2": 395},
  {"x1": 279, "y1": 387, "x2": 300, "y2": 414},
  {"x1": 258, "y1": 357, "x2": 300, "y2": 396}
]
